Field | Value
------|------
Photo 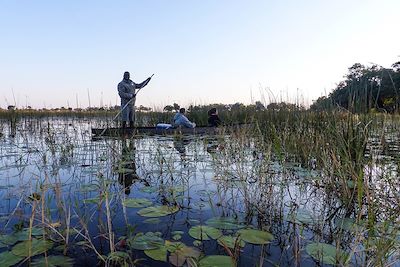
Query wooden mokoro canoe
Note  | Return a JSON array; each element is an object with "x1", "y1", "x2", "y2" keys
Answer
[{"x1": 92, "y1": 124, "x2": 247, "y2": 137}]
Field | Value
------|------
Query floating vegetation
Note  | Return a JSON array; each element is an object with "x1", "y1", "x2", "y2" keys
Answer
[
  {"x1": 143, "y1": 218, "x2": 162, "y2": 224},
  {"x1": 0, "y1": 251, "x2": 23, "y2": 267},
  {"x1": 198, "y1": 255, "x2": 235, "y2": 267},
  {"x1": 144, "y1": 245, "x2": 168, "y2": 262},
  {"x1": 11, "y1": 239, "x2": 53, "y2": 257},
  {"x1": 129, "y1": 232, "x2": 164, "y2": 250},
  {"x1": 0, "y1": 228, "x2": 44, "y2": 246},
  {"x1": 137, "y1": 205, "x2": 179, "y2": 217},
  {"x1": 31, "y1": 255, "x2": 75, "y2": 267},
  {"x1": 217, "y1": 235, "x2": 245, "y2": 249},
  {"x1": 189, "y1": 226, "x2": 222, "y2": 240},
  {"x1": 205, "y1": 217, "x2": 245, "y2": 230},
  {"x1": 122, "y1": 198, "x2": 153, "y2": 208},
  {"x1": 306, "y1": 242, "x2": 348, "y2": 265},
  {"x1": 237, "y1": 229, "x2": 274, "y2": 245}
]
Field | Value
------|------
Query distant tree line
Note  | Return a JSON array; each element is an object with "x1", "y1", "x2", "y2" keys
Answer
[{"x1": 311, "y1": 61, "x2": 400, "y2": 113}]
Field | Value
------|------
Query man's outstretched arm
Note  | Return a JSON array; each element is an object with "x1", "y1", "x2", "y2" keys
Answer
[{"x1": 134, "y1": 77, "x2": 151, "y2": 89}]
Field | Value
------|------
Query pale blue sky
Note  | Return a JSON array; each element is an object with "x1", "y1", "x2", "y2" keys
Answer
[{"x1": 0, "y1": 0, "x2": 399, "y2": 109}]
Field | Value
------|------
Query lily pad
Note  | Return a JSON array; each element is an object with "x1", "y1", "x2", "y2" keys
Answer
[
  {"x1": 129, "y1": 232, "x2": 164, "y2": 250},
  {"x1": 31, "y1": 255, "x2": 74, "y2": 267},
  {"x1": 198, "y1": 255, "x2": 235, "y2": 267},
  {"x1": 0, "y1": 251, "x2": 24, "y2": 267},
  {"x1": 293, "y1": 210, "x2": 315, "y2": 225},
  {"x1": 138, "y1": 205, "x2": 179, "y2": 217},
  {"x1": 193, "y1": 240, "x2": 202, "y2": 247},
  {"x1": 144, "y1": 246, "x2": 168, "y2": 262},
  {"x1": 0, "y1": 228, "x2": 44, "y2": 246},
  {"x1": 172, "y1": 234, "x2": 182, "y2": 241},
  {"x1": 140, "y1": 186, "x2": 159, "y2": 193},
  {"x1": 206, "y1": 217, "x2": 244, "y2": 230},
  {"x1": 80, "y1": 184, "x2": 99, "y2": 192},
  {"x1": 189, "y1": 226, "x2": 222, "y2": 240},
  {"x1": 166, "y1": 241, "x2": 201, "y2": 266},
  {"x1": 172, "y1": 231, "x2": 184, "y2": 235},
  {"x1": 306, "y1": 242, "x2": 348, "y2": 265},
  {"x1": 335, "y1": 218, "x2": 365, "y2": 232},
  {"x1": 83, "y1": 197, "x2": 101, "y2": 204},
  {"x1": 237, "y1": 229, "x2": 274, "y2": 245},
  {"x1": 217, "y1": 235, "x2": 245, "y2": 249},
  {"x1": 171, "y1": 230, "x2": 184, "y2": 241},
  {"x1": 11, "y1": 238, "x2": 53, "y2": 257},
  {"x1": 144, "y1": 218, "x2": 162, "y2": 224},
  {"x1": 168, "y1": 186, "x2": 186, "y2": 193},
  {"x1": 123, "y1": 198, "x2": 152, "y2": 208}
]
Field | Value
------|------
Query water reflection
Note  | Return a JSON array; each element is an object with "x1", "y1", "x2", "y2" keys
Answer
[
  {"x1": 173, "y1": 137, "x2": 191, "y2": 158},
  {"x1": 118, "y1": 138, "x2": 148, "y2": 195}
]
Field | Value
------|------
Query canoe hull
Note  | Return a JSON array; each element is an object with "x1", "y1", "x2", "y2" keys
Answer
[{"x1": 91, "y1": 126, "x2": 219, "y2": 137}]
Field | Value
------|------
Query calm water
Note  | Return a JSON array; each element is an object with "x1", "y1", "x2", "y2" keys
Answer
[{"x1": 0, "y1": 117, "x2": 398, "y2": 266}]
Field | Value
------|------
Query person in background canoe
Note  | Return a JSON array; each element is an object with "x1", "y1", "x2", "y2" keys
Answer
[
  {"x1": 173, "y1": 108, "x2": 196, "y2": 128},
  {"x1": 118, "y1": 71, "x2": 151, "y2": 128},
  {"x1": 208, "y1": 107, "x2": 222, "y2": 127}
]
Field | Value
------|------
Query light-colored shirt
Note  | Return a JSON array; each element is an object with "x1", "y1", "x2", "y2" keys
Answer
[{"x1": 173, "y1": 113, "x2": 196, "y2": 128}]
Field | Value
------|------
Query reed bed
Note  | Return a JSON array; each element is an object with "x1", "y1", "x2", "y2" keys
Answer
[{"x1": 0, "y1": 110, "x2": 398, "y2": 266}]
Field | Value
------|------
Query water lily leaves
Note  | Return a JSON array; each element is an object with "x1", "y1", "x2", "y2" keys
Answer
[
  {"x1": 144, "y1": 218, "x2": 162, "y2": 224},
  {"x1": 0, "y1": 234, "x2": 21, "y2": 246},
  {"x1": 31, "y1": 255, "x2": 74, "y2": 267},
  {"x1": 140, "y1": 186, "x2": 159, "y2": 193},
  {"x1": 169, "y1": 253, "x2": 186, "y2": 267},
  {"x1": 335, "y1": 218, "x2": 365, "y2": 232},
  {"x1": 189, "y1": 226, "x2": 222, "y2": 240},
  {"x1": 123, "y1": 198, "x2": 152, "y2": 208},
  {"x1": 172, "y1": 231, "x2": 184, "y2": 241},
  {"x1": 293, "y1": 210, "x2": 315, "y2": 225},
  {"x1": 205, "y1": 217, "x2": 244, "y2": 230},
  {"x1": 0, "y1": 251, "x2": 23, "y2": 267},
  {"x1": 144, "y1": 246, "x2": 168, "y2": 262},
  {"x1": 167, "y1": 186, "x2": 186, "y2": 194},
  {"x1": 0, "y1": 228, "x2": 44, "y2": 246},
  {"x1": 138, "y1": 205, "x2": 179, "y2": 217},
  {"x1": 129, "y1": 232, "x2": 164, "y2": 250},
  {"x1": 11, "y1": 238, "x2": 53, "y2": 257},
  {"x1": 144, "y1": 240, "x2": 200, "y2": 265},
  {"x1": 166, "y1": 241, "x2": 201, "y2": 267},
  {"x1": 198, "y1": 255, "x2": 235, "y2": 267},
  {"x1": 80, "y1": 184, "x2": 99, "y2": 192},
  {"x1": 237, "y1": 229, "x2": 274, "y2": 245},
  {"x1": 217, "y1": 235, "x2": 245, "y2": 249},
  {"x1": 306, "y1": 242, "x2": 348, "y2": 265},
  {"x1": 83, "y1": 197, "x2": 101, "y2": 204},
  {"x1": 193, "y1": 240, "x2": 202, "y2": 247}
]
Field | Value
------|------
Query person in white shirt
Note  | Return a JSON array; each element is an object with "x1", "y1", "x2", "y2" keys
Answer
[{"x1": 172, "y1": 108, "x2": 196, "y2": 128}]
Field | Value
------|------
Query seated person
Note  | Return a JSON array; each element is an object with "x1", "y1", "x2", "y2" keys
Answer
[
  {"x1": 207, "y1": 108, "x2": 222, "y2": 127},
  {"x1": 173, "y1": 108, "x2": 196, "y2": 128}
]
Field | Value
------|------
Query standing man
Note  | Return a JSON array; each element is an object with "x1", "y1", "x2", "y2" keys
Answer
[{"x1": 118, "y1": 71, "x2": 151, "y2": 128}]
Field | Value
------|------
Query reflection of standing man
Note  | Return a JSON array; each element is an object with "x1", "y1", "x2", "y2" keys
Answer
[
  {"x1": 118, "y1": 139, "x2": 138, "y2": 195},
  {"x1": 118, "y1": 139, "x2": 149, "y2": 195},
  {"x1": 118, "y1": 72, "x2": 151, "y2": 128}
]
